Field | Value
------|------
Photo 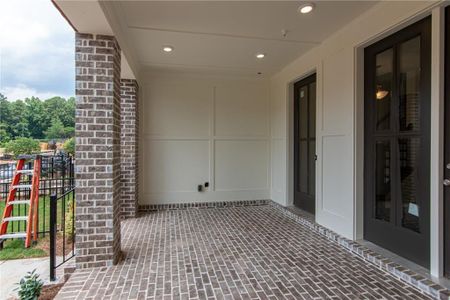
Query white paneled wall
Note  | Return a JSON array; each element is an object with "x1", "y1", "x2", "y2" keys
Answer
[
  {"x1": 140, "y1": 73, "x2": 270, "y2": 204},
  {"x1": 269, "y1": 1, "x2": 438, "y2": 240}
]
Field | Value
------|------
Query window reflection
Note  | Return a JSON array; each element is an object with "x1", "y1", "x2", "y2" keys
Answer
[
  {"x1": 375, "y1": 48, "x2": 393, "y2": 130},
  {"x1": 399, "y1": 36, "x2": 421, "y2": 131}
]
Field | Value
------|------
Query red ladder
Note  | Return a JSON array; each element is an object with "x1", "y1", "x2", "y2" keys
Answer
[{"x1": 0, "y1": 155, "x2": 41, "y2": 248}]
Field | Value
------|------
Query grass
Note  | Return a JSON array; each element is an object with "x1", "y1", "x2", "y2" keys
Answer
[
  {"x1": 0, "y1": 239, "x2": 47, "y2": 260},
  {"x1": 0, "y1": 195, "x2": 73, "y2": 233},
  {"x1": 0, "y1": 194, "x2": 74, "y2": 260}
]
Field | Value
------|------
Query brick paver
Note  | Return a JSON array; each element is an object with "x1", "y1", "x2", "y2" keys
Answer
[{"x1": 56, "y1": 205, "x2": 431, "y2": 299}]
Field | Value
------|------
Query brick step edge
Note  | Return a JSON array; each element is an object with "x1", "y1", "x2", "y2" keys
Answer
[
  {"x1": 269, "y1": 201, "x2": 450, "y2": 300},
  {"x1": 138, "y1": 199, "x2": 271, "y2": 212},
  {"x1": 63, "y1": 261, "x2": 76, "y2": 282}
]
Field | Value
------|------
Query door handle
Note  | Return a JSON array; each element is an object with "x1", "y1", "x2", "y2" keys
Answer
[{"x1": 444, "y1": 179, "x2": 450, "y2": 187}]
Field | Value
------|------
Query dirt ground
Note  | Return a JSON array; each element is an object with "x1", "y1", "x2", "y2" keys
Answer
[
  {"x1": 39, "y1": 283, "x2": 65, "y2": 300},
  {"x1": 37, "y1": 234, "x2": 74, "y2": 257}
]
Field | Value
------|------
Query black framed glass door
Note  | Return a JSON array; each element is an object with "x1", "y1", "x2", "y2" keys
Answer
[
  {"x1": 294, "y1": 74, "x2": 316, "y2": 214},
  {"x1": 364, "y1": 17, "x2": 431, "y2": 268}
]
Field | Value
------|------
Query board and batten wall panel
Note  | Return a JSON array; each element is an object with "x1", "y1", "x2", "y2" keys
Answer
[
  {"x1": 215, "y1": 140, "x2": 269, "y2": 191},
  {"x1": 140, "y1": 73, "x2": 270, "y2": 204},
  {"x1": 142, "y1": 80, "x2": 211, "y2": 137},
  {"x1": 269, "y1": 1, "x2": 438, "y2": 239}
]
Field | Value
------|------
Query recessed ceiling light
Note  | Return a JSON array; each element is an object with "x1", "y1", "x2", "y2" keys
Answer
[
  {"x1": 163, "y1": 46, "x2": 173, "y2": 52},
  {"x1": 256, "y1": 53, "x2": 265, "y2": 59},
  {"x1": 299, "y1": 3, "x2": 315, "y2": 14}
]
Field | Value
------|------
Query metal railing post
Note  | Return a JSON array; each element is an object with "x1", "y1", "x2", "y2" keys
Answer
[{"x1": 49, "y1": 193, "x2": 57, "y2": 281}]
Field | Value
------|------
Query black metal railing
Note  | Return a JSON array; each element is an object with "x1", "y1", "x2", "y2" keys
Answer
[
  {"x1": 50, "y1": 188, "x2": 75, "y2": 281},
  {"x1": 0, "y1": 154, "x2": 74, "y2": 235}
]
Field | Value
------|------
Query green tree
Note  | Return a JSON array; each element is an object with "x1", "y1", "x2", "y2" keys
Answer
[
  {"x1": 9, "y1": 100, "x2": 29, "y2": 138},
  {"x1": 0, "y1": 95, "x2": 75, "y2": 141},
  {"x1": 44, "y1": 118, "x2": 66, "y2": 140},
  {"x1": 5, "y1": 137, "x2": 40, "y2": 157},
  {"x1": 0, "y1": 124, "x2": 10, "y2": 146},
  {"x1": 0, "y1": 94, "x2": 12, "y2": 145},
  {"x1": 24, "y1": 97, "x2": 47, "y2": 139},
  {"x1": 0, "y1": 93, "x2": 10, "y2": 123},
  {"x1": 44, "y1": 97, "x2": 75, "y2": 128},
  {"x1": 63, "y1": 137, "x2": 75, "y2": 155}
]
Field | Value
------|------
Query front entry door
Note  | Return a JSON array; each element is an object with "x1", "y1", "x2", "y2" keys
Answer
[
  {"x1": 294, "y1": 74, "x2": 316, "y2": 214},
  {"x1": 444, "y1": 5, "x2": 450, "y2": 277},
  {"x1": 364, "y1": 17, "x2": 431, "y2": 268}
]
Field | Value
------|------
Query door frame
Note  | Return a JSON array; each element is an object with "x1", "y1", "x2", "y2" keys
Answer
[
  {"x1": 444, "y1": 5, "x2": 450, "y2": 277},
  {"x1": 353, "y1": 5, "x2": 446, "y2": 277},
  {"x1": 363, "y1": 16, "x2": 432, "y2": 268},
  {"x1": 286, "y1": 70, "x2": 317, "y2": 209},
  {"x1": 293, "y1": 73, "x2": 317, "y2": 214}
]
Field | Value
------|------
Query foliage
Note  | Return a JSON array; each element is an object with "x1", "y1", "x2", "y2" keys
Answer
[
  {"x1": 4, "y1": 137, "x2": 40, "y2": 157},
  {"x1": 0, "y1": 124, "x2": 10, "y2": 146},
  {"x1": 65, "y1": 200, "x2": 75, "y2": 238},
  {"x1": 0, "y1": 93, "x2": 75, "y2": 141},
  {"x1": 16, "y1": 269, "x2": 44, "y2": 300},
  {"x1": 0, "y1": 196, "x2": 73, "y2": 260},
  {"x1": 44, "y1": 118, "x2": 74, "y2": 140},
  {"x1": 0, "y1": 239, "x2": 46, "y2": 261},
  {"x1": 63, "y1": 137, "x2": 75, "y2": 155}
]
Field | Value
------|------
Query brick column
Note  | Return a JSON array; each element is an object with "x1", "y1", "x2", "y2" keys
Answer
[
  {"x1": 120, "y1": 79, "x2": 139, "y2": 218},
  {"x1": 75, "y1": 33, "x2": 122, "y2": 268}
]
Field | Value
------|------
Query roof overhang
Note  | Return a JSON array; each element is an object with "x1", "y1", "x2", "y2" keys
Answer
[
  {"x1": 52, "y1": 0, "x2": 137, "y2": 80},
  {"x1": 52, "y1": 1, "x2": 381, "y2": 80}
]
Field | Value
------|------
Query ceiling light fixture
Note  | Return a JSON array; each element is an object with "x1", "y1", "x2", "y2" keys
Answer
[
  {"x1": 298, "y1": 3, "x2": 315, "y2": 14},
  {"x1": 163, "y1": 46, "x2": 174, "y2": 52},
  {"x1": 256, "y1": 53, "x2": 265, "y2": 59}
]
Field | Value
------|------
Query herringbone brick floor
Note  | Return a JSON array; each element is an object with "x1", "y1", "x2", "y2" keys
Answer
[{"x1": 56, "y1": 206, "x2": 431, "y2": 299}]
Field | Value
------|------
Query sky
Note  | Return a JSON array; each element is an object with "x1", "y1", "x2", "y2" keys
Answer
[{"x1": 0, "y1": 0, "x2": 75, "y2": 101}]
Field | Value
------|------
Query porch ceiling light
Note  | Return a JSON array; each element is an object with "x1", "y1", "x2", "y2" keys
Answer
[
  {"x1": 256, "y1": 53, "x2": 265, "y2": 59},
  {"x1": 163, "y1": 46, "x2": 174, "y2": 53},
  {"x1": 298, "y1": 3, "x2": 315, "y2": 14}
]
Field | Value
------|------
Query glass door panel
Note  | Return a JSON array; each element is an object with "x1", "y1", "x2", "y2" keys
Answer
[
  {"x1": 364, "y1": 17, "x2": 431, "y2": 268},
  {"x1": 375, "y1": 140, "x2": 391, "y2": 222},
  {"x1": 398, "y1": 138, "x2": 421, "y2": 233},
  {"x1": 399, "y1": 36, "x2": 421, "y2": 132},
  {"x1": 375, "y1": 48, "x2": 393, "y2": 131}
]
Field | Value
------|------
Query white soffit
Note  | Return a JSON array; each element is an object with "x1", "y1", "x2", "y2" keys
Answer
[
  {"x1": 112, "y1": 1, "x2": 378, "y2": 76},
  {"x1": 53, "y1": 0, "x2": 113, "y2": 35},
  {"x1": 53, "y1": 0, "x2": 136, "y2": 79},
  {"x1": 54, "y1": 1, "x2": 379, "y2": 77}
]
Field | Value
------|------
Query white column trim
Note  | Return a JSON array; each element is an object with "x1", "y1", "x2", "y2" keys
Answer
[{"x1": 429, "y1": 6, "x2": 445, "y2": 278}]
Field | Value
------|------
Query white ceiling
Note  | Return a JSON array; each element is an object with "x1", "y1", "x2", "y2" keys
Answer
[
  {"x1": 111, "y1": 1, "x2": 378, "y2": 77},
  {"x1": 55, "y1": 1, "x2": 379, "y2": 77}
]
